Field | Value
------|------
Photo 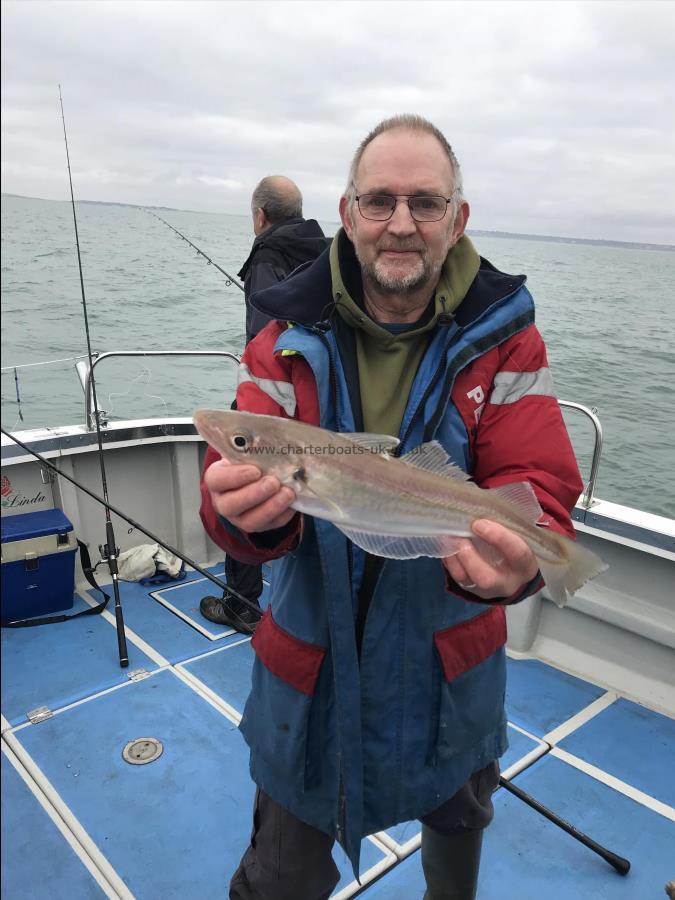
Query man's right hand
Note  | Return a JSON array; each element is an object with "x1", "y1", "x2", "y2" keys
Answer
[{"x1": 203, "y1": 458, "x2": 296, "y2": 533}]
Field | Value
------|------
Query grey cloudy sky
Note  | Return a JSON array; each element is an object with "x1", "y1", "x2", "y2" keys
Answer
[{"x1": 2, "y1": 0, "x2": 674, "y2": 243}]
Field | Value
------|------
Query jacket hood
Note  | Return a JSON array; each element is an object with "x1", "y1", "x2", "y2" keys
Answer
[
  {"x1": 237, "y1": 218, "x2": 331, "y2": 281},
  {"x1": 248, "y1": 228, "x2": 526, "y2": 331},
  {"x1": 331, "y1": 231, "x2": 480, "y2": 341}
]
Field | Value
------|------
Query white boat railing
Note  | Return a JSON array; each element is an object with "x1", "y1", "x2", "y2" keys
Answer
[
  {"x1": 558, "y1": 400, "x2": 604, "y2": 509},
  {"x1": 77, "y1": 350, "x2": 241, "y2": 430}
]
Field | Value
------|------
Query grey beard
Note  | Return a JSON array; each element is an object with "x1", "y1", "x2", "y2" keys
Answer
[{"x1": 356, "y1": 249, "x2": 442, "y2": 296}]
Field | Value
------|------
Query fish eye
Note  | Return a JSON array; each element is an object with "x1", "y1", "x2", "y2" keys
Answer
[{"x1": 230, "y1": 432, "x2": 251, "y2": 452}]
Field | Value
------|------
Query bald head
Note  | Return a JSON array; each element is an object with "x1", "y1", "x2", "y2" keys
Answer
[
  {"x1": 344, "y1": 114, "x2": 463, "y2": 206},
  {"x1": 251, "y1": 176, "x2": 303, "y2": 229}
]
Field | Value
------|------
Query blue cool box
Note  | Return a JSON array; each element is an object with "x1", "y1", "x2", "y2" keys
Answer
[{"x1": 1, "y1": 509, "x2": 77, "y2": 621}]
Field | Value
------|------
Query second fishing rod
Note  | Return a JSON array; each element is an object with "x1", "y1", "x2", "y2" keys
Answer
[{"x1": 147, "y1": 210, "x2": 245, "y2": 291}]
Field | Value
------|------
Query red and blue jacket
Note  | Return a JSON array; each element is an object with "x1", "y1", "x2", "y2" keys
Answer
[{"x1": 199, "y1": 236, "x2": 583, "y2": 873}]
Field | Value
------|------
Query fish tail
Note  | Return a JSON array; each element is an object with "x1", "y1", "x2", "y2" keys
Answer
[{"x1": 537, "y1": 536, "x2": 608, "y2": 608}]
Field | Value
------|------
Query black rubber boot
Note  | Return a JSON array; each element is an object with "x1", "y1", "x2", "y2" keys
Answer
[{"x1": 421, "y1": 826, "x2": 483, "y2": 900}]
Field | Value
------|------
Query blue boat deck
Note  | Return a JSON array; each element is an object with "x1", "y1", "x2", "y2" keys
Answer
[{"x1": 2, "y1": 568, "x2": 674, "y2": 899}]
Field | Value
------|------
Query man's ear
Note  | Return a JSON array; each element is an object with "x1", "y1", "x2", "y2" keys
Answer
[
  {"x1": 339, "y1": 196, "x2": 355, "y2": 240},
  {"x1": 253, "y1": 208, "x2": 267, "y2": 235},
  {"x1": 450, "y1": 200, "x2": 470, "y2": 245}
]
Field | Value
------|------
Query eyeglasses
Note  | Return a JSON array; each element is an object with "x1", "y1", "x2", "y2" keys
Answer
[{"x1": 355, "y1": 191, "x2": 459, "y2": 222}]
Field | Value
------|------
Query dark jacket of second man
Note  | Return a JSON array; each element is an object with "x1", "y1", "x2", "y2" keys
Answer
[{"x1": 238, "y1": 217, "x2": 330, "y2": 342}]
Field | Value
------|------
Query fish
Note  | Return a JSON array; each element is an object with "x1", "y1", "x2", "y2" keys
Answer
[{"x1": 193, "y1": 409, "x2": 607, "y2": 607}]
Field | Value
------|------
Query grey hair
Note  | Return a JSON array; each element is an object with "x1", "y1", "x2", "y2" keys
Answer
[
  {"x1": 344, "y1": 114, "x2": 464, "y2": 207},
  {"x1": 251, "y1": 176, "x2": 303, "y2": 224}
]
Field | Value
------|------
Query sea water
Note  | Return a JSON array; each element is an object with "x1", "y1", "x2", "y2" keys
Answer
[{"x1": 2, "y1": 194, "x2": 674, "y2": 518}]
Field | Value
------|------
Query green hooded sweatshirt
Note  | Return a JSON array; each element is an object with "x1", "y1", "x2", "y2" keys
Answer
[{"x1": 329, "y1": 230, "x2": 480, "y2": 437}]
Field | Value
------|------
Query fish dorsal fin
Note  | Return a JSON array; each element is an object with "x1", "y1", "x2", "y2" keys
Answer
[
  {"x1": 400, "y1": 441, "x2": 471, "y2": 481},
  {"x1": 341, "y1": 432, "x2": 400, "y2": 453},
  {"x1": 489, "y1": 482, "x2": 543, "y2": 522}
]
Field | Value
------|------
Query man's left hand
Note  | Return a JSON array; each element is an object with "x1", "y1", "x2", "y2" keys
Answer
[{"x1": 442, "y1": 519, "x2": 539, "y2": 601}]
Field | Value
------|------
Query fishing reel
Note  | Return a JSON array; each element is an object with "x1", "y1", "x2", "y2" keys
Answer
[{"x1": 99, "y1": 542, "x2": 119, "y2": 561}]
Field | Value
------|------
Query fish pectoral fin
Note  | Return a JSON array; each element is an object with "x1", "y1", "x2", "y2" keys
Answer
[
  {"x1": 297, "y1": 479, "x2": 346, "y2": 519},
  {"x1": 338, "y1": 527, "x2": 465, "y2": 560},
  {"x1": 400, "y1": 441, "x2": 472, "y2": 481},
  {"x1": 341, "y1": 432, "x2": 400, "y2": 452}
]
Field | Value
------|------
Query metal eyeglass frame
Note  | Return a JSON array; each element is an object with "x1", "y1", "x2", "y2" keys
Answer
[{"x1": 354, "y1": 189, "x2": 461, "y2": 222}]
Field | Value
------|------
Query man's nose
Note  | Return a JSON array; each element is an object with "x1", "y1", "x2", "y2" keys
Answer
[{"x1": 386, "y1": 200, "x2": 417, "y2": 235}]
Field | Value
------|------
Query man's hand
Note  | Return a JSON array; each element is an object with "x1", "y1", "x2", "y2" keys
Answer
[
  {"x1": 442, "y1": 519, "x2": 539, "y2": 600},
  {"x1": 203, "y1": 458, "x2": 296, "y2": 533}
]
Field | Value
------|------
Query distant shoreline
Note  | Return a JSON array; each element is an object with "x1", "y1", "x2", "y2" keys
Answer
[{"x1": 2, "y1": 192, "x2": 673, "y2": 252}]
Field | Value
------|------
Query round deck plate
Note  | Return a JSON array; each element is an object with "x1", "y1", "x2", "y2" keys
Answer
[{"x1": 122, "y1": 737, "x2": 164, "y2": 765}]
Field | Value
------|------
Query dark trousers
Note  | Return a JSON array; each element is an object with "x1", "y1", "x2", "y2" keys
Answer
[
  {"x1": 225, "y1": 555, "x2": 263, "y2": 605},
  {"x1": 229, "y1": 762, "x2": 499, "y2": 899},
  {"x1": 222, "y1": 393, "x2": 262, "y2": 608}
]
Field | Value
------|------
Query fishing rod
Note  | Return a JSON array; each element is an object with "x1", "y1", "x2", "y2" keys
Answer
[
  {"x1": 0, "y1": 426, "x2": 263, "y2": 632},
  {"x1": 147, "y1": 210, "x2": 245, "y2": 291},
  {"x1": 57, "y1": 86, "x2": 131, "y2": 665},
  {"x1": 58, "y1": 88, "x2": 130, "y2": 664},
  {"x1": 498, "y1": 776, "x2": 630, "y2": 875}
]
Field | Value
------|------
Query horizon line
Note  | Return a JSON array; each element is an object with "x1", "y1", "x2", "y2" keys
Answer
[{"x1": 2, "y1": 191, "x2": 673, "y2": 251}]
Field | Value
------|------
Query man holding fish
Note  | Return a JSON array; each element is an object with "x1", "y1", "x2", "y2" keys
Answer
[{"x1": 198, "y1": 115, "x2": 602, "y2": 899}]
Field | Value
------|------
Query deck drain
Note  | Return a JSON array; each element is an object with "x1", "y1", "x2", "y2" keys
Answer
[{"x1": 122, "y1": 737, "x2": 163, "y2": 765}]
